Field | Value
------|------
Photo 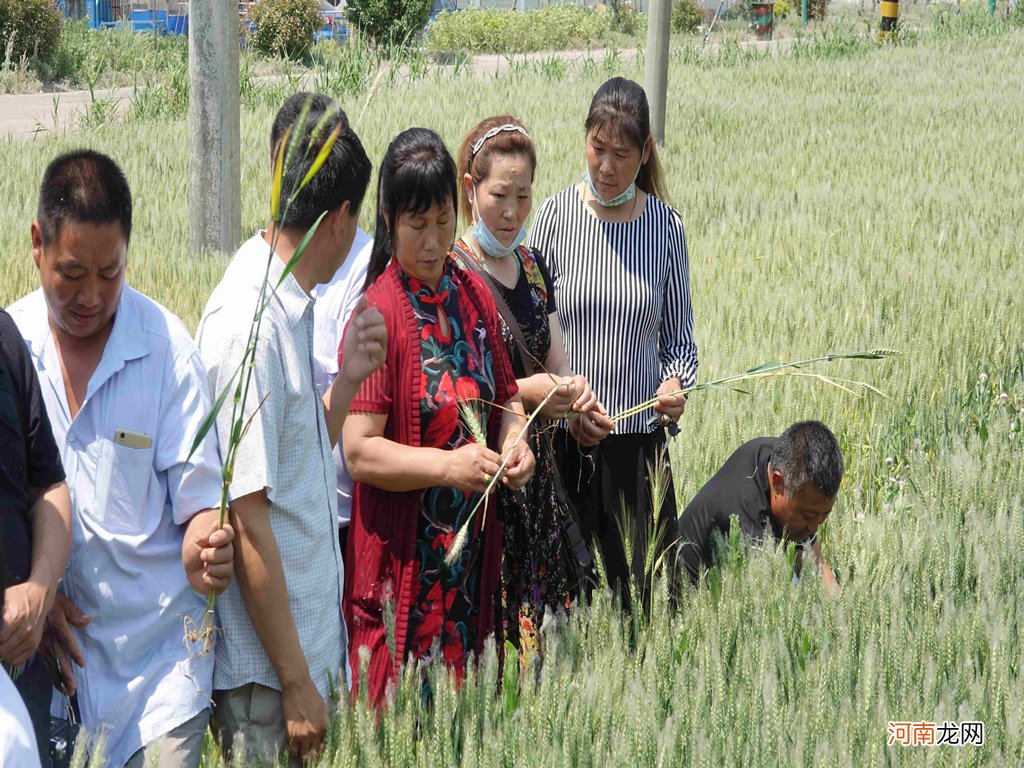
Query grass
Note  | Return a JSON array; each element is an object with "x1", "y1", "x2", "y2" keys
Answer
[{"x1": 4, "y1": 17, "x2": 1023, "y2": 767}]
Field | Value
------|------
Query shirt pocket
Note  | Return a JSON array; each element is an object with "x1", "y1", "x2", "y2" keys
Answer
[{"x1": 91, "y1": 438, "x2": 154, "y2": 535}]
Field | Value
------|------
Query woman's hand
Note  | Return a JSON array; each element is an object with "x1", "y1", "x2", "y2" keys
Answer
[
  {"x1": 538, "y1": 376, "x2": 578, "y2": 420},
  {"x1": 569, "y1": 374, "x2": 598, "y2": 415},
  {"x1": 569, "y1": 402, "x2": 614, "y2": 448},
  {"x1": 499, "y1": 431, "x2": 535, "y2": 490},
  {"x1": 653, "y1": 377, "x2": 687, "y2": 423},
  {"x1": 444, "y1": 443, "x2": 503, "y2": 494}
]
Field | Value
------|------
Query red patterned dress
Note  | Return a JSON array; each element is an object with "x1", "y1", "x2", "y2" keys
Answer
[{"x1": 401, "y1": 264, "x2": 497, "y2": 671}]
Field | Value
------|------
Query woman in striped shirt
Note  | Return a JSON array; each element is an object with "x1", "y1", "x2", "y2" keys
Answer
[{"x1": 530, "y1": 77, "x2": 698, "y2": 611}]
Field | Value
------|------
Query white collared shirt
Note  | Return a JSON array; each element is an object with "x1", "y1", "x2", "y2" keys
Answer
[
  {"x1": 195, "y1": 233, "x2": 347, "y2": 698},
  {"x1": 311, "y1": 227, "x2": 372, "y2": 528},
  {"x1": 7, "y1": 286, "x2": 223, "y2": 768}
]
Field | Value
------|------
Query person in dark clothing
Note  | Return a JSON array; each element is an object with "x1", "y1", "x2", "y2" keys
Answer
[
  {"x1": 677, "y1": 421, "x2": 842, "y2": 593},
  {"x1": 0, "y1": 308, "x2": 73, "y2": 759}
]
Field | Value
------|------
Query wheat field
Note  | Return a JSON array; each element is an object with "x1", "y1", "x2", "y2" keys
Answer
[{"x1": 2, "y1": 19, "x2": 1022, "y2": 766}]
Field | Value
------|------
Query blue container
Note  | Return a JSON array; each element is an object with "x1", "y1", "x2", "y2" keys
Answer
[
  {"x1": 87, "y1": 0, "x2": 116, "y2": 28},
  {"x1": 168, "y1": 14, "x2": 189, "y2": 35},
  {"x1": 130, "y1": 9, "x2": 170, "y2": 33}
]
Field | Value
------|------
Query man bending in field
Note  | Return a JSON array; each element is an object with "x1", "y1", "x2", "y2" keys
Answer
[
  {"x1": 676, "y1": 420, "x2": 842, "y2": 593},
  {"x1": 8, "y1": 150, "x2": 235, "y2": 768},
  {"x1": 196, "y1": 93, "x2": 385, "y2": 765}
]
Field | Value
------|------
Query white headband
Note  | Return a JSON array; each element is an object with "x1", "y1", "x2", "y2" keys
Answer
[{"x1": 471, "y1": 123, "x2": 530, "y2": 157}]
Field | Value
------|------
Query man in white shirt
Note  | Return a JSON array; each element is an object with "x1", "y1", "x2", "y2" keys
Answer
[
  {"x1": 311, "y1": 226, "x2": 372, "y2": 551},
  {"x1": 196, "y1": 92, "x2": 385, "y2": 765},
  {"x1": 8, "y1": 150, "x2": 235, "y2": 768}
]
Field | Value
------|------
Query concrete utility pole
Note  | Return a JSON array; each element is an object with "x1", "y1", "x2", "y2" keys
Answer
[
  {"x1": 644, "y1": 0, "x2": 671, "y2": 145},
  {"x1": 189, "y1": 1, "x2": 242, "y2": 255}
]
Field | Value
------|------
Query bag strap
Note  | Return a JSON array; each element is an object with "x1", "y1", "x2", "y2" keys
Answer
[{"x1": 452, "y1": 242, "x2": 539, "y2": 376}]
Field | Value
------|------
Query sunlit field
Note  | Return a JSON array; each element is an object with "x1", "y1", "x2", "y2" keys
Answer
[{"x1": 2, "y1": 17, "x2": 1022, "y2": 766}]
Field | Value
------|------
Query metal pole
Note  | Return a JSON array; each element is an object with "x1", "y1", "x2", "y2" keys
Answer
[
  {"x1": 802, "y1": 0, "x2": 809, "y2": 23},
  {"x1": 644, "y1": 0, "x2": 671, "y2": 145},
  {"x1": 188, "y1": 0, "x2": 242, "y2": 255}
]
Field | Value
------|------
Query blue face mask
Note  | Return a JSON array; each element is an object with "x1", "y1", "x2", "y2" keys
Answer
[
  {"x1": 470, "y1": 190, "x2": 526, "y2": 259},
  {"x1": 583, "y1": 165, "x2": 641, "y2": 208}
]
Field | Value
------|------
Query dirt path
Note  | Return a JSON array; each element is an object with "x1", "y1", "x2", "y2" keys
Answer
[
  {"x1": 0, "y1": 87, "x2": 132, "y2": 139},
  {"x1": 1, "y1": 39, "x2": 792, "y2": 140}
]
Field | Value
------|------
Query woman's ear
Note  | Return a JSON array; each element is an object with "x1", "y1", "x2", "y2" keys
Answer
[
  {"x1": 642, "y1": 136, "x2": 653, "y2": 166},
  {"x1": 462, "y1": 172, "x2": 476, "y2": 206}
]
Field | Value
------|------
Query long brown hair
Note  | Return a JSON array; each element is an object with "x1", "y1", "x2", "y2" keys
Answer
[
  {"x1": 457, "y1": 115, "x2": 537, "y2": 227},
  {"x1": 584, "y1": 77, "x2": 667, "y2": 202}
]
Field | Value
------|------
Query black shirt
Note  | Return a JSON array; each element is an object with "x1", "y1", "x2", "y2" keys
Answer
[
  {"x1": 0, "y1": 309, "x2": 65, "y2": 587},
  {"x1": 677, "y1": 437, "x2": 785, "y2": 583}
]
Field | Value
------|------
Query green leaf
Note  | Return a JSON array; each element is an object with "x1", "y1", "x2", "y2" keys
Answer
[
  {"x1": 298, "y1": 124, "x2": 342, "y2": 193},
  {"x1": 283, "y1": 95, "x2": 313, "y2": 181},
  {"x1": 270, "y1": 126, "x2": 290, "y2": 222},
  {"x1": 276, "y1": 210, "x2": 330, "y2": 288},
  {"x1": 186, "y1": 358, "x2": 244, "y2": 463},
  {"x1": 745, "y1": 361, "x2": 782, "y2": 373},
  {"x1": 308, "y1": 100, "x2": 343, "y2": 148}
]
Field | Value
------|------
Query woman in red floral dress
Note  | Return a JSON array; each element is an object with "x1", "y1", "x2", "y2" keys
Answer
[{"x1": 342, "y1": 128, "x2": 535, "y2": 707}]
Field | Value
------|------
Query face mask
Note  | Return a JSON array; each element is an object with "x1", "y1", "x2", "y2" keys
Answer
[
  {"x1": 471, "y1": 190, "x2": 526, "y2": 259},
  {"x1": 583, "y1": 163, "x2": 642, "y2": 208}
]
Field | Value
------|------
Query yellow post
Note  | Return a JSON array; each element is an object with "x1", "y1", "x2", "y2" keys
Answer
[{"x1": 879, "y1": 0, "x2": 898, "y2": 42}]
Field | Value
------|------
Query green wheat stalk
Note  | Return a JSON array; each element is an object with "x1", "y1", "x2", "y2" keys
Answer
[
  {"x1": 183, "y1": 97, "x2": 345, "y2": 656},
  {"x1": 612, "y1": 349, "x2": 900, "y2": 424},
  {"x1": 444, "y1": 384, "x2": 562, "y2": 567}
]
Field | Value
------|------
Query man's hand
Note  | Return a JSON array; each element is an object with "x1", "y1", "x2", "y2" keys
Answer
[
  {"x1": 0, "y1": 581, "x2": 49, "y2": 665},
  {"x1": 652, "y1": 377, "x2": 687, "y2": 423},
  {"x1": 281, "y1": 676, "x2": 327, "y2": 761},
  {"x1": 339, "y1": 296, "x2": 386, "y2": 387},
  {"x1": 569, "y1": 402, "x2": 614, "y2": 448},
  {"x1": 42, "y1": 594, "x2": 89, "y2": 696},
  {"x1": 500, "y1": 432, "x2": 535, "y2": 490},
  {"x1": 184, "y1": 512, "x2": 235, "y2": 595},
  {"x1": 813, "y1": 539, "x2": 841, "y2": 597}
]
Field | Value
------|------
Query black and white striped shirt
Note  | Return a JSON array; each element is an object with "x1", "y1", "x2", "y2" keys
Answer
[{"x1": 530, "y1": 185, "x2": 697, "y2": 434}]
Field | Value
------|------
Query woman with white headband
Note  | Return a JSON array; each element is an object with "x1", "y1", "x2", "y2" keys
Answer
[
  {"x1": 452, "y1": 116, "x2": 613, "y2": 664},
  {"x1": 530, "y1": 78, "x2": 698, "y2": 613}
]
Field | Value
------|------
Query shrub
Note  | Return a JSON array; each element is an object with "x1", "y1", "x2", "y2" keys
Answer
[
  {"x1": 609, "y1": 0, "x2": 644, "y2": 35},
  {"x1": 1011, "y1": 0, "x2": 1024, "y2": 27},
  {"x1": 346, "y1": 0, "x2": 433, "y2": 47},
  {"x1": 246, "y1": 0, "x2": 323, "y2": 59},
  {"x1": 0, "y1": 0, "x2": 62, "y2": 65},
  {"x1": 671, "y1": 0, "x2": 704, "y2": 33},
  {"x1": 426, "y1": 5, "x2": 611, "y2": 54},
  {"x1": 774, "y1": 0, "x2": 792, "y2": 18}
]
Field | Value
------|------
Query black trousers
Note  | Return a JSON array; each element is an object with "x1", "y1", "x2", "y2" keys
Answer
[
  {"x1": 554, "y1": 427, "x2": 677, "y2": 613},
  {"x1": 13, "y1": 653, "x2": 52, "y2": 760}
]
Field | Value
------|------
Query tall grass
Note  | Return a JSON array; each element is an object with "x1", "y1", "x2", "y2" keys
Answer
[{"x1": 1, "y1": 23, "x2": 1021, "y2": 766}]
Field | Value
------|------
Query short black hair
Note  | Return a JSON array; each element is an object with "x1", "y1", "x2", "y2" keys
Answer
[
  {"x1": 270, "y1": 92, "x2": 372, "y2": 231},
  {"x1": 37, "y1": 150, "x2": 133, "y2": 246},
  {"x1": 772, "y1": 421, "x2": 844, "y2": 498}
]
